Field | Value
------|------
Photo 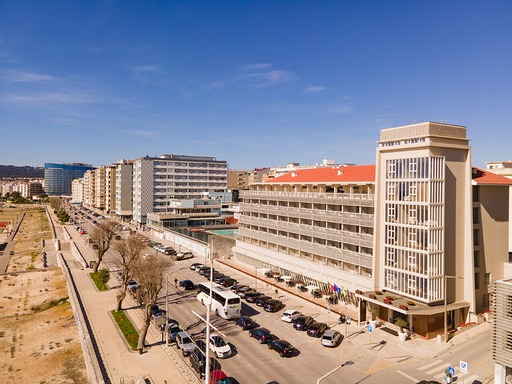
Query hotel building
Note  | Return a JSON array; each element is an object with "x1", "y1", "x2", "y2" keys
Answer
[
  {"x1": 44, "y1": 163, "x2": 95, "y2": 196},
  {"x1": 233, "y1": 122, "x2": 512, "y2": 339}
]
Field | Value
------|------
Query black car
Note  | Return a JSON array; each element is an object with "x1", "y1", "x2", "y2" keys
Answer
[
  {"x1": 249, "y1": 327, "x2": 277, "y2": 344},
  {"x1": 255, "y1": 296, "x2": 272, "y2": 307},
  {"x1": 219, "y1": 278, "x2": 237, "y2": 287},
  {"x1": 245, "y1": 291, "x2": 264, "y2": 303},
  {"x1": 179, "y1": 280, "x2": 196, "y2": 290},
  {"x1": 213, "y1": 274, "x2": 227, "y2": 284},
  {"x1": 267, "y1": 339, "x2": 296, "y2": 357},
  {"x1": 189, "y1": 349, "x2": 221, "y2": 379},
  {"x1": 264, "y1": 299, "x2": 283, "y2": 312},
  {"x1": 293, "y1": 316, "x2": 314, "y2": 331},
  {"x1": 168, "y1": 324, "x2": 181, "y2": 343},
  {"x1": 306, "y1": 322, "x2": 329, "y2": 337},
  {"x1": 234, "y1": 316, "x2": 256, "y2": 330},
  {"x1": 150, "y1": 304, "x2": 166, "y2": 320},
  {"x1": 199, "y1": 267, "x2": 216, "y2": 277},
  {"x1": 230, "y1": 284, "x2": 247, "y2": 293}
]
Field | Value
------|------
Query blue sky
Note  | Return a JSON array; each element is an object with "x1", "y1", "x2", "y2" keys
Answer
[{"x1": 1, "y1": 1, "x2": 511, "y2": 169}]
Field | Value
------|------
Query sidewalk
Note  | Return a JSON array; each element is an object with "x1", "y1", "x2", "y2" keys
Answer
[
  {"x1": 216, "y1": 256, "x2": 492, "y2": 363},
  {"x1": 50, "y1": 213, "x2": 198, "y2": 384}
]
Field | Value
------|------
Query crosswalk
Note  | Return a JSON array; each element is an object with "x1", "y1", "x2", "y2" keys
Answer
[{"x1": 398, "y1": 358, "x2": 480, "y2": 383}]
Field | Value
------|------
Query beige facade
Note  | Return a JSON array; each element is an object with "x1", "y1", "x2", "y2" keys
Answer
[
  {"x1": 114, "y1": 160, "x2": 133, "y2": 220},
  {"x1": 105, "y1": 165, "x2": 116, "y2": 214},
  {"x1": 94, "y1": 166, "x2": 107, "y2": 210},
  {"x1": 71, "y1": 178, "x2": 83, "y2": 204},
  {"x1": 82, "y1": 170, "x2": 95, "y2": 208},
  {"x1": 228, "y1": 170, "x2": 249, "y2": 189}
]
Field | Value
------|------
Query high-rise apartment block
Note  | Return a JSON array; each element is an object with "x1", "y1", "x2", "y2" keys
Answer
[
  {"x1": 114, "y1": 160, "x2": 133, "y2": 221},
  {"x1": 132, "y1": 154, "x2": 228, "y2": 225},
  {"x1": 44, "y1": 163, "x2": 95, "y2": 196}
]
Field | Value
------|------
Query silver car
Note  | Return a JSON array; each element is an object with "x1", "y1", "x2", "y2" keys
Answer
[{"x1": 321, "y1": 330, "x2": 342, "y2": 347}]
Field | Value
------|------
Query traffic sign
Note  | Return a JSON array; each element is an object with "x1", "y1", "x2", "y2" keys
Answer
[
  {"x1": 447, "y1": 366, "x2": 455, "y2": 375},
  {"x1": 460, "y1": 360, "x2": 468, "y2": 373},
  {"x1": 346, "y1": 315, "x2": 351, "y2": 322},
  {"x1": 368, "y1": 324, "x2": 373, "y2": 333}
]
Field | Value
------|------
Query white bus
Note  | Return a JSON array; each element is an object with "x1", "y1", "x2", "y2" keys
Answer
[{"x1": 196, "y1": 282, "x2": 241, "y2": 320}]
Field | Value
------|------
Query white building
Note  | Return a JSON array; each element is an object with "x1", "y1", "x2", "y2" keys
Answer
[
  {"x1": 71, "y1": 178, "x2": 84, "y2": 204},
  {"x1": 132, "y1": 154, "x2": 228, "y2": 225}
]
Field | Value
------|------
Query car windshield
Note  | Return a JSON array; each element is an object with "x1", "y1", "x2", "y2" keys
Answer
[
  {"x1": 214, "y1": 338, "x2": 226, "y2": 347},
  {"x1": 182, "y1": 337, "x2": 192, "y2": 344},
  {"x1": 227, "y1": 298, "x2": 239, "y2": 304},
  {"x1": 323, "y1": 335, "x2": 332, "y2": 340}
]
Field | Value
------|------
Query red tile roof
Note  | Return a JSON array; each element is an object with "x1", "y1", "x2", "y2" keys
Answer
[
  {"x1": 266, "y1": 165, "x2": 376, "y2": 184},
  {"x1": 265, "y1": 165, "x2": 512, "y2": 186},
  {"x1": 472, "y1": 168, "x2": 512, "y2": 185}
]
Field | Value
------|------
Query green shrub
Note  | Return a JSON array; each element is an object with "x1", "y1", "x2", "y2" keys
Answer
[
  {"x1": 111, "y1": 310, "x2": 138, "y2": 350},
  {"x1": 89, "y1": 272, "x2": 109, "y2": 291},
  {"x1": 98, "y1": 268, "x2": 110, "y2": 285}
]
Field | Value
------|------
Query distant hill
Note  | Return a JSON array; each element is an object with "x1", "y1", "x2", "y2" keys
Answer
[{"x1": 0, "y1": 165, "x2": 44, "y2": 178}]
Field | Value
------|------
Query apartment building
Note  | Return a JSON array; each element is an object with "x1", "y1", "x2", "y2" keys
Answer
[
  {"x1": 71, "y1": 178, "x2": 84, "y2": 204},
  {"x1": 228, "y1": 170, "x2": 249, "y2": 190},
  {"x1": 44, "y1": 162, "x2": 94, "y2": 196},
  {"x1": 132, "y1": 154, "x2": 228, "y2": 225},
  {"x1": 94, "y1": 166, "x2": 107, "y2": 210},
  {"x1": 234, "y1": 122, "x2": 512, "y2": 339},
  {"x1": 493, "y1": 278, "x2": 512, "y2": 384},
  {"x1": 105, "y1": 165, "x2": 116, "y2": 214},
  {"x1": 82, "y1": 169, "x2": 95, "y2": 208},
  {"x1": 114, "y1": 160, "x2": 133, "y2": 221},
  {"x1": 487, "y1": 160, "x2": 512, "y2": 180}
]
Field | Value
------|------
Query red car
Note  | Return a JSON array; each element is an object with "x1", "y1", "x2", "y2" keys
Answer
[{"x1": 210, "y1": 370, "x2": 233, "y2": 384}]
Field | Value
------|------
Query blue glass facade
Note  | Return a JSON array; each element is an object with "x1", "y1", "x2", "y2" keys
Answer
[{"x1": 44, "y1": 163, "x2": 95, "y2": 196}]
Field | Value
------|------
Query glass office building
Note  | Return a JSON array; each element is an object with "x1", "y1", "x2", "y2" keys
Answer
[{"x1": 44, "y1": 163, "x2": 95, "y2": 196}]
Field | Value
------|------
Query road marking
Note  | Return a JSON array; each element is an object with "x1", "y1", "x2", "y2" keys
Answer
[
  {"x1": 426, "y1": 362, "x2": 452, "y2": 375},
  {"x1": 418, "y1": 359, "x2": 443, "y2": 371},
  {"x1": 396, "y1": 370, "x2": 419, "y2": 383},
  {"x1": 461, "y1": 374, "x2": 479, "y2": 383}
]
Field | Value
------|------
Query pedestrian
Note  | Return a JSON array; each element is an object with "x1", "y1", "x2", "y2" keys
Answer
[
  {"x1": 174, "y1": 277, "x2": 178, "y2": 287},
  {"x1": 275, "y1": 288, "x2": 278, "y2": 298}
]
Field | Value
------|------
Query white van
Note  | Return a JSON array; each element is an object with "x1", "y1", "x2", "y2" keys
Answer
[{"x1": 176, "y1": 251, "x2": 194, "y2": 260}]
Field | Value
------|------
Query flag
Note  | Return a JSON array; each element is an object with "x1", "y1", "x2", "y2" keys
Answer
[
  {"x1": 342, "y1": 288, "x2": 348, "y2": 297},
  {"x1": 334, "y1": 284, "x2": 341, "y2": 294},
  {"x1": 328, "y1": 282, "x2": 335, "y2": 292}
]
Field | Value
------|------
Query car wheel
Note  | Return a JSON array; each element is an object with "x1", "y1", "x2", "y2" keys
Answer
[
  {"x1": 201, "y1": 299, "x2": 204, "y2": 305},
  {"x1": 259, "y1": 339, "x2": 264, "y2": 344},
  {"x1": 280, "y1": 351, "x2": 284, "y2": 357},
  {"x1": 176, "y1": 344, "x2": 180, "y2": 349},
  {"x1": 215, "y1": 309, "x2": 219, "y2": 316},
  {"x1": 267, "y1": 344, "x2": 272, "y2": 350}
]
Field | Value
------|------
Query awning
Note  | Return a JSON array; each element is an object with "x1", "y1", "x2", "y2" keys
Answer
[
  {"x1": 257, "y1": 268, "x2": 271, "y2": 274},
  {"x1": 269, "y1": 271, "x2": 281, "y2": 276},
  {"x1": 281, "y1": 276, "x2": 292, "y2": 281},
  {"x1": 305, "y1": 285, "x2": 319, "y2": 292},
  {"x1": 290, "y1": 279, "x2": 303, "y2": 284}
]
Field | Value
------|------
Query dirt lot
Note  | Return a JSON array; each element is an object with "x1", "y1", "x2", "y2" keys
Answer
[{"x1": 0, "y1": 206, "x2": 86, "y2": 383}]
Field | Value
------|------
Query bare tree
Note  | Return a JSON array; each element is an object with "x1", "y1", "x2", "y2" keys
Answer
[
  {"x1": 113, "y1": 235, "x2": 145, "y2": 311},
  {"x1": 49, "y1": 196, "x2": 62, "y2": 211},
  {"x1": 133, "y1": 253, "x2": 171, "y2": 354},
  {"x1": 90, "y1": 219, "x2": 117, "y2": 273}
]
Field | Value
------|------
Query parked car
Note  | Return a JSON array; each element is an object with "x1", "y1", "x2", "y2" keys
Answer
[
  {"x1": 236, "y1": 286, "x2": 253, "y2": 298},
  {"x1": 234, "y1": 316, "x2": 256, "y2": 330},
  {"x1": 249, "y1": 327, "x2": 277, "y2": 344},
  {"x1": 164, "y1": 247, "x2": 177, "y2": 256},
  {"x1": 321, "y1": 330, "x2": 342, "y2": 347},
  {"x1": 189, "y1": 349, "x2": 221, "y2": 379},
  {"x1": 175, "y1": 331, "x2": 197, "y2": 356},
  {"x1": 230, "y1": 284, "x2": 246, "y2": 293},
  {"x1": 175, "y1": 251, "x2": 193, "y2": 260},
  {"x1": 179, "y1": 280, "x2": 196, "y2": 290},
  {"x1": 281, "y1": 309, "x2": 301, "y2": 323},
  {"x1": 245, "y1": 291, "x2": 264, "y2": 303},
  {"x1": 306, "y1": 322, "x2": 329, "y2": 338},
  {"x1": 267, "y1": 339, "x2": 296, "y2": 357},
  {"x1": 255, "y1": 296, "x2": 272, "y2": 307},
  {"x1": 190, "y1": 263, "x2": 203, "y2": 271},
  {"x1": 209, "y1": 335, "x2": 232, "y2": 358},
  {"x1": 209, "y1": 370, "x2": 233, "y2": 384},
  {"x1": 219, "y1": 278, "x2": 237, "y2": 287},
  {"x1": 213, "y1": 274, "x2": 227, "y2": 284},
  {"x1": 264, "y1": 299, "x2": 283, "y2": 312},
  {"x1": 293, "y1": 316, "x2": 314, "y2": 331},
  {"x1": 168, "y1": 324, "x2": 182, "y2": 343}
]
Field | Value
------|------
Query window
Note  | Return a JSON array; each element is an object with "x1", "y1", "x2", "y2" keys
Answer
[
  {"x1": 388, "y1": 162, "x2": 396, "y2": 176},
  {"x1": 388, "y1": 185, "x2": 396, "y2": 196},
  {"x1": 472, "y1": 185, "x2": 479, "y2": 202},
  {"x1": 473, "y1": 229, "x2": 479, "y2": 246},
  {"x1": 474, "y1": 251, "x2": 480, "y2": 268},
  {"x1": 473, "y1": 207, "x2": 479, "y2": 225},
  {"x1": 475, "y1": 273, "x2": 480, "y2": 289},
  {"x1": 409, "y1": 185, "x2": 417, "y2": 196},
  {"x1": 409, "y1": 161, "x2": 417, "y2": 173},
  {"x1": 484, "y1": 273, "x2": 491, "y2": 286}
]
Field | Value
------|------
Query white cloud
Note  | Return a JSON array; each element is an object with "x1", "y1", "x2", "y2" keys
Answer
[
  {"x1": 244, "y1": 63, "x2": 272, "y2": 70},
  {"x1": 129, "y1": 65, "x2": 162, "y2": 73},
  {"x1": 239, "y1": 70, "x2": 297, "y2": 87},
  {"x1": 304, "y1": 86, "x2": 326, "y2": 94},
  {"x1": 1, "y1": 92, "x2": 95, "y2": 106},
  {"x1": 327, "y1": 105, "x2": 353, "y2": 114},
  {"x1": 2, "y1": 70, "x2": 56, "y2": 82},
  {"x1": 119, "y1": 129, "x2": 159, "y2": 138}
]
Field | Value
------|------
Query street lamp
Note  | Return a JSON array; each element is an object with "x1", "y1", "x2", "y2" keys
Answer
[
  {"x1": 204, "y1": 236, "x2": 214, "y2": 384},
  {"x1": 444, "y1": 275, "x2": 463, "y2": 343},
  {"x1": 255, "y1": 267, "x2": 258, "y2": 291},
  {"x1": 165, "y1": 272, "x2": 173, "y2": 347},
  {"x1": 317, "y1": 361, "x2": 354, "y2": 384}
]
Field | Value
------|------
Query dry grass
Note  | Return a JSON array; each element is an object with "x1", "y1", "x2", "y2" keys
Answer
[{"x1": 0, "y1": 206, "x2": 86, "y2": 383}]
